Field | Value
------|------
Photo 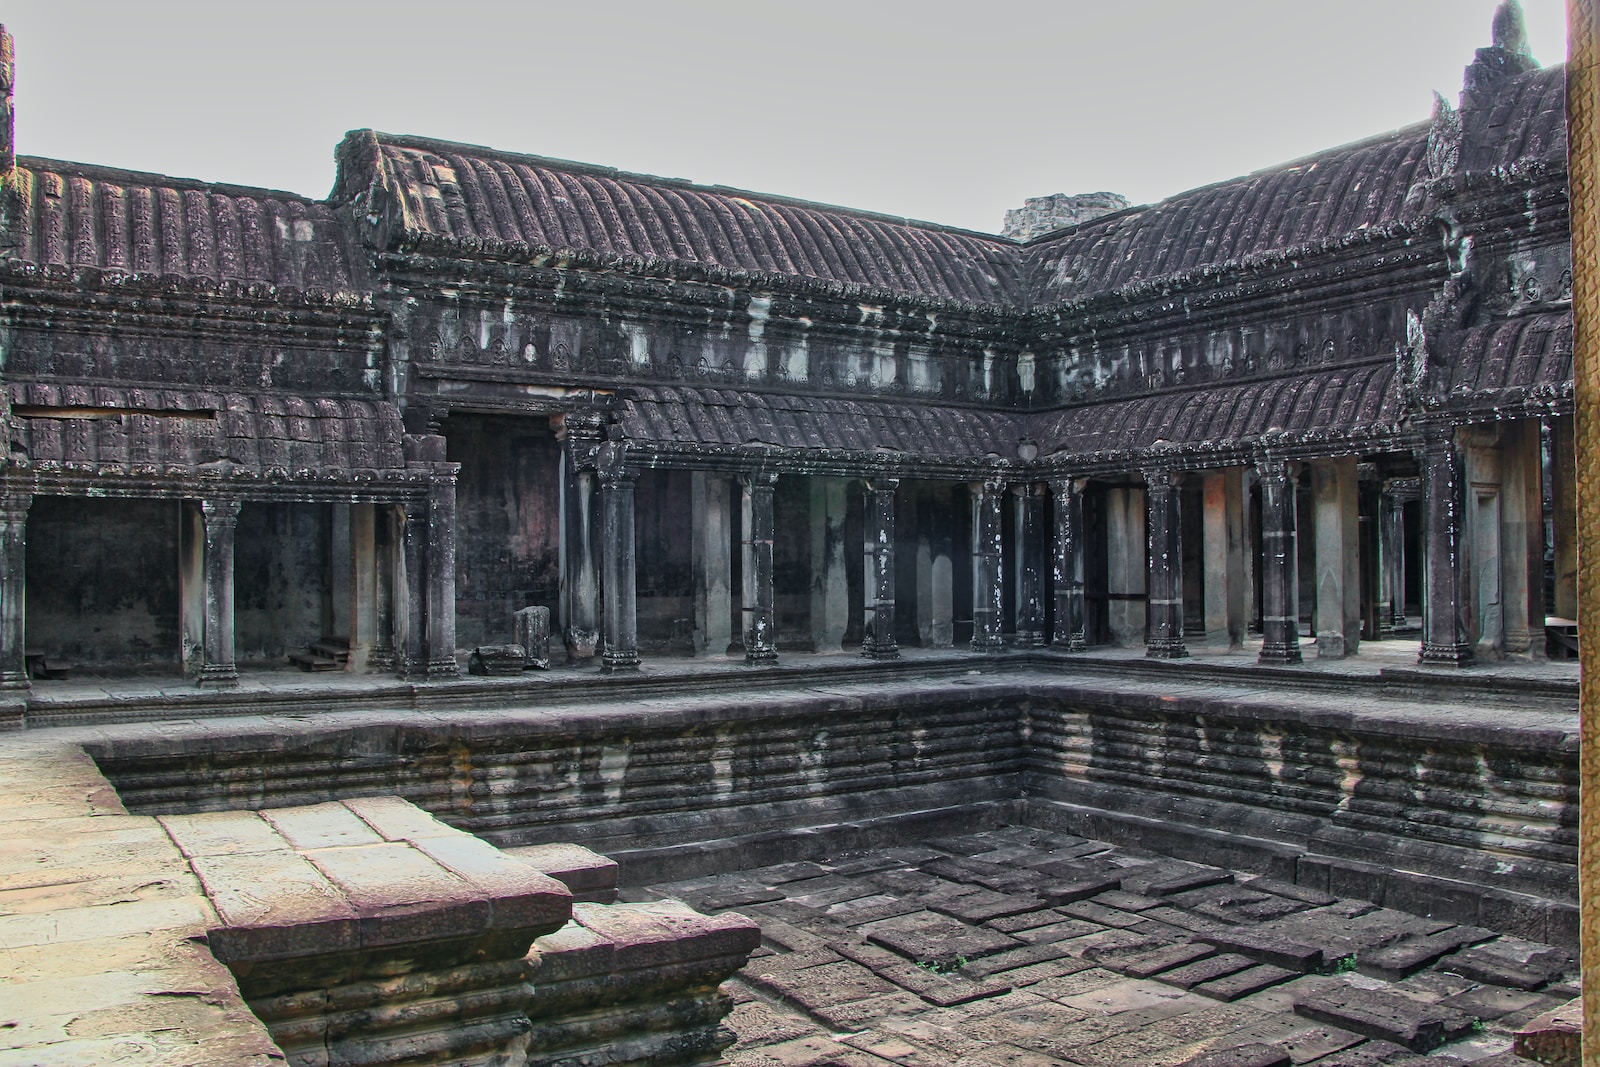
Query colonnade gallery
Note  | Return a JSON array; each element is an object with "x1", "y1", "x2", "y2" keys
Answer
[{"x1": 0, "y1": 10, "x2": 1574, "y2": 689}]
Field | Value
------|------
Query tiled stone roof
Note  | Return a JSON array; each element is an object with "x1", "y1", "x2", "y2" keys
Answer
[
  {"x1": 347, "y1": 133, "x2": 1024, "y2": 306},
  {"x1": 1441, "y1": 311, "x2": 1573, "y2": 415},
  {"x1": 1460, "y1": 63, "x2": 1568, "y2": 171},
  {"x1": 7, "y1": 158, "x2": 360, "y2": 292},
  {"x1": 6, "y1": 384, "x2": 408, "y2": 479}
]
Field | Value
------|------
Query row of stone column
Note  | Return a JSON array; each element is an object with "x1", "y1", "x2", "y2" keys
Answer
[{"x1": 0, "y1": 490, "x2": 458, "y2": 691}]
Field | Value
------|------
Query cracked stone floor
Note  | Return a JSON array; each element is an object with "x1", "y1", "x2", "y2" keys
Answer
[{"x1": 637, "y1": 826, "x2": 1577, "y2": 1067}]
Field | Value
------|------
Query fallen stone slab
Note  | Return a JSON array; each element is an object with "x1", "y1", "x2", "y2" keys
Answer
[
  {"x1": 1100, "y1": 939, "x2": 1216, "y2": 979},
  {"x1": 1197, "y1": 927, "x2": 1325, "y2": 973},
  {"x1": 863, "y1": 909, "x2": 1020, "y2": 968},
  {"x1": 1119, "y1": 862, "x2": 1233, "y2": 897},
  {"x1": 1355, "y1": 925, "x2": 1496, "y2": 981},
  {"x1": 832, "y1": 940, "x2": 1011, "y2": 1006},
  {"x1": 1175, "y1": 1042, "x2": 1291, "y2": 1067},
  {"x1": 1438, "y1": 937, "x2": 1575, "y2": 991},
  {"x1": 1293, "y1": 982, "x2": 1478, "y2": 1052},
  {"x1": 1154, "y1": 952, "x2": 1258, "y2": 990},
  {"x1": 1298, "y1": 1039, "x2": 1446, "y2": 1065},
  {"x1": 1192, "y1": 963, "x2": 1298, "y2": 1002},
  {"x1": 1513, "y1": 996, "x2": 1581, "y2": 1066},
  {"x1": 926, "y1": 887, "x2": 1045, "y2": 924}
]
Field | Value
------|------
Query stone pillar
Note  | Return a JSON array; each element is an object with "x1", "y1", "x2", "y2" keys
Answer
[
  {"x1": 1257, "y1": 459, "x2": 1302, "y2": 665},
  {"x1": 197, "y1": 497, "x2": 242, "y2": 689},
  {"x1": 1501, "y1": 419, "x2": 1545, "y2": 657},
  {"x1": 398, "y1": 501, "x2": 425, "y2": 678},
  {"x1": 1144, "y1": 469, "x2": 1187, "y2": 659},
  {"x1": 1201, "y1": 468, "x2": 1246, "y2": 650},
  {"x1": 1385, "y1": 479, "x2": 1419, "y2": 630},
  {"x1": 179, "y1": 501, "x2": 205, "y2": 678},
  {"x1": 423, "y1": 478, "x2": 460, "y2": 679},
  {"x1": 1419, "y1": 431, "x2": 1474, "y2": 666},
  {"x1": 861, "y1": 477, "x2": 900, "y2": 659},
  {"x1": 599, "y1": 437, "x2": 640, "y2": 674},
  {"x1": 369, "y1": 505, "x2": 398, "y2": 674},
  {"x1": 1549, "y1": 414, "x2": 1577, "y2": 620},
  {"x1": 1013, "y1": 483, "x2": 1046, "y2": 647},
  {"x1": 928, "y1": 490, "x2": 955, "y2": 648},
  {"x1": 1050, "y1": 477, "x2": 1086, "y2": 651},
  {"x1": 1105, "y1": 485, "x2": 1147, "y2": 647},
  {"x1": 1311, "y1": 457, "x2": 1361, "y2": 659},
  {"x1": 348, "y1": 503, "x2": 377, "y2": 673},
  {"x1": 329, "y1": 504, "x2": 352, "y2": 640},
  {"x1": 556, "y1": 413, "x2": 603, "y2": 661},
  {"x1": 1378, "y1": 489, "x2": 1399, "y2": 636},
  {"x1": 740, "y1": 471, "x2": 778, "y2": 665},
  {"x1": 808, "y1": 477, "x2": 849, "y2": 654},
  {"x1": 970, "y1": 478, "x2": 1004, "y2": 652},
  {"x1": 692, "y1": 471, "x2": 735, "y2": 657},
  {"x1": 0, "y1": 492, "x2": 29, "y2": 689}
]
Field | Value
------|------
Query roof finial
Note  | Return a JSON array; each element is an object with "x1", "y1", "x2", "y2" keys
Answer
[
  {"x1": 0, "y1": 25, "x2": 14, "y2": 182},
  {"x1": 1491, "y1": 1, "x2": 1532, "y2": 57}
]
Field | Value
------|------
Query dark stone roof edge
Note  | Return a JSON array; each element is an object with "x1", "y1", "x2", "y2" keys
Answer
[{"x1": 15, "y1": 155, "x2": 324, "y2": 206}]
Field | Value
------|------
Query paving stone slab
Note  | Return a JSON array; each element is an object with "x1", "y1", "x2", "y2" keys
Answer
[
  {"x1": 1057, "y1": 899, "x2": 1146, "y2": 929},
  {"x1": 1100, "y1": 940, "x2": 1216, "y2": 979},
  {"x1": 1174, "y1": 1042, "x2": 1290, "y2": 1067},
  {"x1": 863, "y1": 909, "x2": 1021, "y2": 967},
  {"x1": 1238, "y1": 877, "x2": 1337, "y2": 907},
  {"x1": 1292, "y1": 983, "x2": 1477, "y2": 1052},
  {"x1": 832, "y1": 939, "x2": 1012, "y2": 1006},
  {"x1": 1192, "y1": 964, "x2": 1298, "y2": 1002},
  {"x1": 1436, "y1": 937, "x2": 1575, "y2": 991},
  {"x1": 927, "y1": 888, "x2": 1045, "y2": 924},
  {"x1": 1155, "y1": 952, "x2": 1258, "y2": 990},
  {"x1": 1355, "y1": 926, "x2": 1497, "y2": 981},
  {"x1": 1010, "y1": 917, "x2": 1101, "y2": 946},
  {"x1": 1119, "y1": 863, "x2": 1233, "y2": 897},
  {"x1": 1197, "y1": 928, "x2": 1324, "y2": 973}
]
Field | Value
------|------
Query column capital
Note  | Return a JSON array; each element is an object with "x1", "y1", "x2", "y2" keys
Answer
[
  {"x1": 738, "y1": 469, "x2": 779, "y2": 490},
  {"x1": 0, "y1": 490, "x2": 30, "y2": 523},
  {"x1": 1142, "y1": 467, "x2": 1177, "y2": 491},
  {"x1": 975, "y1": 475, "x2": 1006, "y2": 496},
  {"x1": 863, "y1": 475, "x2": 900, "y2": 493},
  {"x1": 199, "y1": 497, "x2": 242, "y2": 525}
]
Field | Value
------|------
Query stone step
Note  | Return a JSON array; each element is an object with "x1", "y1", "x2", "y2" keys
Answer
[{"x1": 287, "y1": 652, "x2": 342, "y2": 672}]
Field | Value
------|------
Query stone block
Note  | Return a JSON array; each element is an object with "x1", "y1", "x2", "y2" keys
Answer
[
  {"x1": 1175, "y1": 1043, "x2": 1291, "y2": 1067},
  {"x1": 1293, "y1": 983, "x2": 1477, "y2": 1052},
  {"x1": 863, "y1": 909, "x2": 1020, "y2": 968},
  {"x1": 1198, "y1": 927, "x2": 1324, "y2": 972},
  {"x1": 513, "y1": 606, "x2": 552, "y2": 669},
  {"x1": 260, "y1": 803, "x2": 385, "y2": 851},
  {"x1": 1355, "y1": 925, "x2": 1496, "y2": 981},
  {"x1": 1191, "y1": 963, "x2": 1298, "y2": 1001},
  {"x1": 468, "y1": 643, "x2": 527, "y2": 676},
  {"x1": 1513, "y1": 997, "x2": 1581, "y2": 1066},
  {"x1": 504, "y1": 841, "x2": 619, "y2": 903},
  {"x1": 1437, "y1": 936, "x2": 1575, "y2": 990}
]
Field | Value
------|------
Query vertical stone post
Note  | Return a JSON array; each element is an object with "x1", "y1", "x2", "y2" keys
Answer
[
  {"x1": 599, "y1": 436, "x2": 640, "y2": 674},
  {"x1": 692, "y1": 471, "x2": 735, "y2": 657},
  {"x1": 1049, "y1": 477, "x2": 1086, "y2": 651},
  {"x1": 1144, "y1": 469, "x2": 1187, "y2": 659},
  {"x1": 398, "y1": 501, "x2": 424, "y2": 678},
  {"x1": 0, "y1": 492, "x2": 29, "y2": 689},
  {"x1": 1013, "y1": 483, "x2": 1046, "y2": 646},
  {"x1": 1201, "y1": 468, "x2": 1246, "y2": 650},
  {"x1": 808, "y1": 477, "x2": 849, "y2": 654},
  {"x1": 1385, "y1": 479, "x2": 1418, "y2": 630},
  {"x1": 1419, "y1": 430, "x2": 1474, "y2": 666},
  {"x1": 179, "y1": 501, "x2": 205, "y2": 677},
  {"x1": 1105, "y1": 486, "x2": 1147, "y2": 646},
  {"x1": 197, "y1": 497, "x2": 242, "y2": 689},
  {"x1": 862, "y1": 476, "x2": 899, "y2": 660},
  {"x1": 369, "y1": 505, "x2": 398, "y2": 674},
  {"x1": 423, "y1": 478, "x2": 460, "y2": 679},
  {"x1": 970, "y1": 478, "x2": 1005, "y2": 652},
  {"x1": 555, "y1": 413, "x2": 603, "y2": 660},
  {"x1": 1549, "y1": 414, "x2": 1578, "y2": 619},
  {"x1": 1257, "y1": 458, "x2": 1302, "y2": 665},
  {"x1": 1378, "y1": 488, "x2": 1398, "y2": 636},
  {"x1": 927, "y1": 489, "x2": 955, "y2": 648},
  {"x1": 348, "y1": 503, "x2": 377, "y2": 673},
  {"x1": 1311, "y1": 457, "x2": 1361, "y2": 658},
  {"x1": 1500, "y1": 419, "x2": 1546, "y2": 657},
  {"x1": 740, "y1": 471, "x2": 778, "y2": 665},
  {"x1": 329, "y1": 504, "x2": 352, "y2": 640}
]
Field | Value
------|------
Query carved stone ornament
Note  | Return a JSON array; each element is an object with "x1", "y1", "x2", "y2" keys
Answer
[{"x1": 1427, "y1": 91, "x2": 1462, "y2": 181}]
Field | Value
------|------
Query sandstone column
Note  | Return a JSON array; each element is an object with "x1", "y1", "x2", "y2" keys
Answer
[
  {"x1": 1501, "y1": 419, "x2": 1546, "y2": 657},
  {"x1": 347, "y1": 503, "x2": 377, "y2": 673},
  {"x1": 1201, "y1": 468, "x2": 1246, "y2": 650},
  {"x1": 399, "y1": 500, "x2": 425, "y2": 678},
  {"x1": 862, "y1": 476, "x2": 899, "y2": 660},
  {"x1": 369, "y1": 505, "x2": 398, "y2": 674},
  {"x1": 423, "y1": 478, "x2": 460, "y2": 679},
  {"x1": 1144, "y1": 469, "x2": 1187, "y2": 659},
  {"x1": 197, "y1": 497, "x2": 242, "y2": 689},
  {"x1": 179, "y1": 500, "x2": 204, "y2": 678},
  {"x1": 1013, "y1": 483, "x2": 1046, "y2": 647},
  {"x1": 1105, "y1": 485, "x2": 1147, "y2": 647},
  {"x1": 1419, "y1": 430, "x2": 1474, "y2": 666},
  {"x1": 692, "y1": 472, "x2": 735, "y2": 657},
  {"x1": 1549, "y1": 414, "x2": 1577, "y2": 620},
  {"x1": 808, "y1": 477, "x2": 849, "y2": 654},
  {"x1": 0, "y1": 492, "x2": 29, "y2": 689},
  {"x1": 970, "y1": 478, "x2": 1004, "y2": 652},
  {"x1": 556, "y1": 413, "x2": 603, "y2": 661},
  {"x1": 599, "y1": 435, "x2": 640, "y2": 674},
  {"x1": 740, "y1": 471, "x2": 778, "y2": 665},
  {"x1": 1257, "y1": 458, "x2": 1302, "y2": 665},
  {"x1": 1311, "y1": 457, "x2": 1361, "y2": 658},
  {"x1": 1050, "y1": 477, "x2": 1086, "y2": 651}
]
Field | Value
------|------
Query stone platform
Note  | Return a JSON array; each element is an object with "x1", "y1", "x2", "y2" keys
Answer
[{"x1": 640, "y1": 826, "x2": 1579, "y2": 1066}]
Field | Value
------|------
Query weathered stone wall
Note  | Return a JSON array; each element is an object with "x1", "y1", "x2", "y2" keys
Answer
[
  {"x1": 444, "y1": 414, "x2": 562, "y2": 649},
  {"x1": 26, "y1": 495, "x2": 180, "y2": 669}
]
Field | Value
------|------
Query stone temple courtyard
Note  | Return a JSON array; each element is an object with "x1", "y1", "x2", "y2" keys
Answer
[{"x1": 641, "y1": 827, "x2": 1576, "y2": 1067}]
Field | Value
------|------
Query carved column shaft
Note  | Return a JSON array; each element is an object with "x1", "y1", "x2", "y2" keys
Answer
[
  {"x1": 399, "y1": 502, "x2": 427, "y2": 679},
  {"x1": 424, "y1": 479, "x2": 460, "y2": 679},
  {"x1": 1144, "y1": 470, "x2": 1188, "y2": 659},
  {"x1": 862, "y1": 477, "x2": 899, "y2": 660},
  {"x1": 1014, "y1": 483, "x2": 1046, "y2": 647},
  {"x1": 970, "y1": 479, "x2": 1004, "y2": 652},
  {"x1": 369, "y1": 505, "x2": 398, "y2": 674},
  {"x1": 198, "y1": 498, "x2": 241, "y2": 689},
  {"x1": 1420, "y1": 432, "x2": 1474, "y2": 666},
  {"x1": 600, "y1": 469, "x2": 640, "y2": 672},
  {"x1": 1257, "y1": 460, "x2": 1302, "y2": 665},
  {"x1": 741, "y1": 472, "x2": 778, "y2": 665},
  {"x1": 556, "y1": 414, "x2": 604, "y2": 660},
  {"x1": 0, "y1": 492, "x2": 29, "y2": 688},
  {"x1": 1050, "y1": 478, "x2": 1086, "y2": 651}
]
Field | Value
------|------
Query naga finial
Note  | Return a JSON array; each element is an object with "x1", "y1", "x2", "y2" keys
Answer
[{"x1": 1491, "y1": 1, "x2": 1532, "y2": 57}]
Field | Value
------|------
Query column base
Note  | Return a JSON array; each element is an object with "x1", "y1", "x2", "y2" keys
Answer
[
  {"x1": 601, "y1": 650, "x2": 642, "y2": 673},
  {"x1": 970, "y1": 636, "x2": 1005, "y2": 654},
  {"x1": 196, "y1": 664, "x2": 240, "y2": 689},
  {"x1": 567, "y1": 628, "x2": 600, "y2": 659},
  {"x1": 743, "y1": 645, "x2": 779, "y2": 667},
  {"x1": 1258, "y1": 642, "x2": 1303, "y2": 665},
  {"x1": 1418, "y1": 642, "x2": 1475, "y2": 667},
  {"x1": 424, "y1": 657, "x2": 461, "y2": 680},
  {"x1": 367, "y1": 648, "x2": 397, "y2": 674},
  {"x1": 1051, "y1": 634, "x2": 1087, "y2": 653},
  {"x1": 0, "y1": 669, "x2": 31, "y2": 690},
  {"x1": 1145, "y1": 639, "x2": 1189, "y2": 660},
  {"x1": 1015, "y1": 629, "x2": 1046, "y2": 648},
  {"x1": 861, "y1": 642, "x2": 900, "y2": 661}
]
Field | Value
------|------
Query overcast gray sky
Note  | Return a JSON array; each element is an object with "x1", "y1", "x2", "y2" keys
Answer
[{"x1": 0, "y1": 2, "x2": 1570, "y2": 234}]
